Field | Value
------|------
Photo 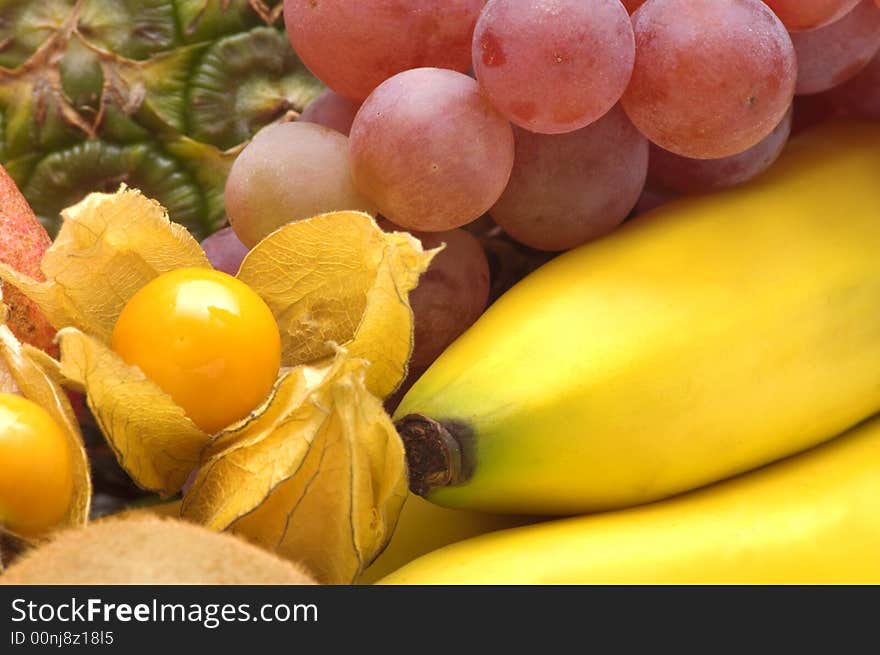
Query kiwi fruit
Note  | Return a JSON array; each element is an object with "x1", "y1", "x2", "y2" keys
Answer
[
  {"x1": 105, "y1": 499, "x2": 185, "y2": 522},
  {"x1": 0, "y1": 516, "x2": 317, "y2": 585}
]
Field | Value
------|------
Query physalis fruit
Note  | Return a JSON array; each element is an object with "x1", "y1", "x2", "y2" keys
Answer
[
  {"x1": 0, "y1": 392, "x2": 74, "y2": 536},
  {"x1": 110, "y1": 268, "x2": 281, "y2": 434}
]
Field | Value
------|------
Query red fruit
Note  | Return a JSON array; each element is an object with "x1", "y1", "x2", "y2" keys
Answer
[
  {"x1": 201, "y1": 227, "x2": 250, "y2": 277},
  {"x1": 0, "y1": 165, "x2": 56, "y2": 352},
  {"x1": 379, "y1": 219, "x2": 490, "y2": 369}
]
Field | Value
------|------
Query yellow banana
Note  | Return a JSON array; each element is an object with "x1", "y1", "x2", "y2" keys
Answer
[
  {"x1": 380, "y1": 413, "x2": 880, "y2": 584},
  {"x1": 394, "y1": 121, "x2": 880, "y2": 515},
  {"x1": 357, "y1": 494, "x2": 538, "y2": 584}
]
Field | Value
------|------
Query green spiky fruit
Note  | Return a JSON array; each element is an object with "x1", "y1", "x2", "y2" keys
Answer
[{"x1": 0, "y1": 0, "x2": 323, "y2": 238}]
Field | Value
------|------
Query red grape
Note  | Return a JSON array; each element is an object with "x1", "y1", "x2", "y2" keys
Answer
[
  {"x1": 648, "y1": 107, "x2": 793, "y2": 195},
  {"x1": 790, "y1": 0, "x2": 880, "y2": 95},
  {"x1": 379, "y1": 219, "x2": 490, "y2": 369},
  {"x1": 201, "y1": 227, "x2": 250, "y2": 276},
  {"x1": 284, "y1": 0, "x2": 486, "y2": 101},
  {"x1": 349, "y1": 68, "x2": 514, "y2": 232},
  {"x1": 225, "y1": 122, "x2": 376, "y2": 247},
  {"x1": 823, "y1": 48, "x2": 880, "y2": 119},
  {"x1": 763, "y1": 0, "x2": 860, "y2": 31},
  {"x1": 299, "y1": 89, "x2": 361, "y2": 136},
  {"x1": 622, "y1": 0, "x2": 796, "y2": 159},
  {"x1": 472, "y1": 0, "x2": 635, "y2": 134},
  {"x1": 489, "y1": 105, "x2": 648, "y2": 252}
]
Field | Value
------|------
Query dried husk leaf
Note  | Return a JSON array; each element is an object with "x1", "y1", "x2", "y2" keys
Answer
[
  {"x1": 0, "y1": 351, "x2": 18, "y2": 394},
  {"x1": 0, "y1": 308, "x2": 91, "y2": 538},
  {"x1": 345, "y1": 230, "x2": 440, "y2": 397},
  {"x1": 181, "y1": 353, "x2": 408, "y2": 584},
  {"x1": 0, "y1": 186, "x2": 210, "y2": 343},
  {"x1": 22, "y1": 344, "x2": 85, "y2": 394},
  {"x1": 180, "y1": 367, "x2": 321, "y2": 529},
  {"x1": 56, "y1": 327, "x2": 210, "y2": 496},
  {"x1": 237, "y1": 211, "x2": 438, "y2": 398}
]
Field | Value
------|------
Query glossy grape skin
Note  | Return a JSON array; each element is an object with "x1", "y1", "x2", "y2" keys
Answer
[
  {"x1": 111, "y1": 268, "x2": 281, "y2": 434},
  {"x1": 284, "y1": 0, "x2": 486, "y2": 101},
  {"x1": 622, "y1": 0, "x2": 796, "y2": 159},
  {"x1": 201, "y1": 227, "x2": 249, "y2": 276},
  {"x1": 224, "y1": 122, "x2": 376, "y2": 248},
  {"x1": 0, "y1": 393, "x2": 73, "y2": 537},
  {"x1": 299, "y1": 89, "x2": 361, "y2": 136},
  {"x1": 472, "y1": 0, "x2": 635, "y2": 134},
  {"x1": 489, "y1": 105, "x2": 648, "y2": 252},
  {"x1": 763, "y1": 0, "x2": 860, "y2": 31},
  {"x1": 350, "y1": 68, "x2": 515, "y2": 232},
  {"x1": 791, "y1": 0, "x2": 880, "y2": 96},
  {"x1": 648, "y1": 107, "x2": 793, "y2": 195}
]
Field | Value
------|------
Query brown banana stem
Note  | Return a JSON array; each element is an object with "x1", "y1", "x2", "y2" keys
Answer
[{"x1": 395, "y1": 414, "x2": 472, "y2": 496}]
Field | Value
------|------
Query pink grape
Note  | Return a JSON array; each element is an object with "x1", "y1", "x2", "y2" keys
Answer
[
  {"x1": 284, "y1": 0, "x2": 486, "y2": 101},
  {"x1": 225, "y1": 122, "x2": 376, "y2": 247},
  {"x1": 823, "y1": 48, "x2": 880, "y2": 119},
  {"x1": 299, "y1": 89, "x2": 361, "y2": 136},
  {"x1": 349, "y1": 68, "x2": 514, "y2": 232},
  {"x1": 791, "y1": 0, "x2": 880, "y2": 96},
  {"x1": 622, "y1": 0, "x2": 796, "y2": 159},
  {"x1": 648, "y1": 107, "x2": 793, "y2": 195},
  {"x1": 201, "y1": 227, "x2": 250, "y2": 276},
  {"x1": 763, "y1": 0, "x2": 860, "y2": 31},
  {"x1": 488, "y1": 105, "x2": 648, "y2": 252},
  {"x1": 380, "y1": 220, "x2": 490, "y2": 369},
  {"x1": 472, "y1": 0, "x2": 635, "y2": 134}
]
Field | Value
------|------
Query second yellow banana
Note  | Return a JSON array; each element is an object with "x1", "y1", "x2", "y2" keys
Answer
[
  {"x1": 381, "y1": 413, "x2": 880, "y2": 584},
  {"x1": 395, "y1": 121, "x2": 880, "y2": 515}
]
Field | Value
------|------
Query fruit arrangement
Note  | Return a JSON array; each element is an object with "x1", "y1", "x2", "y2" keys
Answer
[{"x1": 1, "y1": 0, "x2": 880, "y2": 586}]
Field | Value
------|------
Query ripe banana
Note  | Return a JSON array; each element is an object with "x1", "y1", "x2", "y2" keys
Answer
[
  {"x1": 380, "y1": 413, "x2": 880, "y2": 584},
  {"x1": 357, "y1": 494, "x2": 537, "y2": 584},
  {"x1": 395, "y1": 121, "x2": 880, "y2": 515}
]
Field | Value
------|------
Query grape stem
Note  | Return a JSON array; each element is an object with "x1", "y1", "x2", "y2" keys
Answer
[{"x1": 395, "y1": 414, "x2": 473, "y2": 495}]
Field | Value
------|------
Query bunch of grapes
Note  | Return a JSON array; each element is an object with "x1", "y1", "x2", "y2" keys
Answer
[{"x1": 217, "y1": 0, "x2": 880, "y2": 375}]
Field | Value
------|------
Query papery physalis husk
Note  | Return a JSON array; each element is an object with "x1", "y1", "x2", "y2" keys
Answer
[
  {"x1": 56, "y1": 327, "x2": 210, "y2": 496},
  {"x1": 237, "y1": 211, "x2": 439, "y2": 398},
  {"x1": 0, "y1": 189, "x2": 429, "y2": 577},
  {"x1": 0, "y1": 186, "x2": 211, "y2": 343},
  {"x1": 0, "y1": 345, "x2": 16, "y2": 394},
  {"x1": 0, "y1": 185, "x2": 210, "y2": 495},
  {"x1": 0, "y1": 301, "x2": 91, "y2": 545},
  {"x1": 181, "y1": 352, "x2": 408, "y2": 584}
]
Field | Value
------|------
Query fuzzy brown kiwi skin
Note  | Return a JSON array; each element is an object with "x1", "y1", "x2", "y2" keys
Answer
[{"x1": 0, "y1": 516, "x2": 317, "y2": 585}]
